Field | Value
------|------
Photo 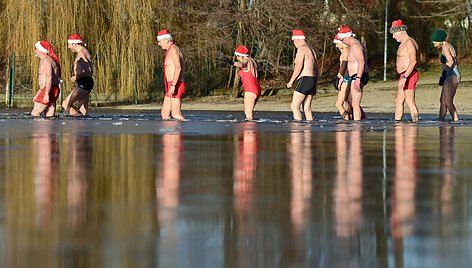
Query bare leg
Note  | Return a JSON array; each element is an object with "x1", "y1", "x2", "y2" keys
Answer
[
  {"x1": 243, "y1": 92, "x2": 258, "y2": 120},
  {"x1": 350, "y1": 87, "x2": 363, "y2": 121},
  {"x1": 170, "y1": 98, "x2": 185, "y2": 120},
  {"x1": 161, "y1": 97, "x2": 172, "y2": 120},
  {"x1": 45, "y1": 103, "x2": 56, "y2": 117},
  {"x1": 335, "y1": 83, "x2": 350, "y2": 120},
  {"x1": 395, "y1": 86, "x2": 406, "y2": 121},
  {"x1": 291, "y1": 91, "x2": 306, "y2": 121},
  {"x1": 405, "y1": 90, "x2": 419, "y2": 122},
  {"x1": 31, "y1": 102, "x2": 48, "y2": 117},
  {"x1": 302, "y1": 94, "x2": 314, "y2": 121}
]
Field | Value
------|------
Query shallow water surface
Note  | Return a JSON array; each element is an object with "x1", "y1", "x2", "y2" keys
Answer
[{"x1": 1, "y1": 110, "x2": 472, "y2": 267}]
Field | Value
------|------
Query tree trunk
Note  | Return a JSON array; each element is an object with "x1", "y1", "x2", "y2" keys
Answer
[
  {"x1": 467, "y1": 0, "x2": 472, "y2": 22},
  {"x1": 232, "y1": 0, "x2": 246, "y2": 98}
]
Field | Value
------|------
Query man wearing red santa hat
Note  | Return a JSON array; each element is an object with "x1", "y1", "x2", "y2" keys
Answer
[
  {"x1": 32, "y1": 40, "x2": 62, "y2": 117},
  {"x1": 286, "y1": 30, "x2": 319, "y2": 121},
  {"x1": 337, "y1": 25, "x2": 369, "y2": 121},
  {"x1": 62, "y1": 34, "x2": 94, "y2": 116},
  {"x1": 390, "y1": 19, "x2": 420, "y2": 122},
  {"x1": 157, "y1": 29, "x2": 186, "y2": 121}
]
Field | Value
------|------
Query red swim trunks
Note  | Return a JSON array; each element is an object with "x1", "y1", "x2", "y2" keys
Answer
[
  {"x1": 400, "y1": 70, "x2": 419, "y2": 90},
  {"x1": 34, "y1": 85, "x2": 60, "y2": 105},
  {"x1": 165, "y1": 80, "x2": 186, "y2": 99}
]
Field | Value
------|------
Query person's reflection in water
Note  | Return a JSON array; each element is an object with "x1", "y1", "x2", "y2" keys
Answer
[
  {"x1": 334, "y1": 127, "x2": 363, "y2": 238},
  {"x1": 440, "y1": 126, "x2": 455, "y2": 218},
  {"x1": 391, "y1": 124, "x2": 418, "y2": 239},
  {"x1": 156, "y1": 121, "x2": 183, "y2": 225},
  {"x1": 233, "y1": 122, "x2": 258, "y2": 213},
  {"x1": 67, "y1": 132, "x2": 91, "y2": 228},
  {"x1": 33, "y1": 121, "x2": 60, "y2": 227},
  {"x1": 289, "y1": 125, "x2": 312, "y2": 234}
]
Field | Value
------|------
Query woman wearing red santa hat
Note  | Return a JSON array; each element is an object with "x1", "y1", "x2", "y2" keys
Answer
[
  {"x1": 222, "y1": 45, "x2": 261, "y2": 120},
  {"x1": 62, "y1": 34, "x2": 94, "y2": 116},
  {"x1": 31, "y1": 40, "x2": 62, "y2": 117}
]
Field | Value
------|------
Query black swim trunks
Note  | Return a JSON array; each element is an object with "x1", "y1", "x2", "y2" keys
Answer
[
  {"x1": 295, "y1": 76, "x2": 317, "y2": 96},
  {"x1": 343, "y1": 73, "x2": 369, "y2": 86},
  {"x1": 76, "y1": 76, "x2": 94, "y2": 92}
]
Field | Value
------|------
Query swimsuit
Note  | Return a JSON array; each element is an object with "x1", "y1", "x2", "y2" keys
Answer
[
  {"x1": 440, "y1": 48, "x2": 461, "y2": 81},
  {"x1": 34, "y1": 85, "x2": 60, "y2": 105},
  {"x1": 399, "y1": 69, "x2": 419, "y2": 90},
  {"x1": 76, "y1": 76, "x2": 94, "y2": 92},
  {"x1": 343, "y1": 73, "x2": 369, "y2": 86},
  {"x1": 165, "y1": 80, "x2": 186, "y2": 98},
  {"x1": 239, "y1": 66, "x2": 261, "y2": 96},
  {"x1": 295, "y1": 76, "x2": 317, "y2": 96},
  {"x1": 164, "y1": 43, "x2": 185, "y2": 99}
]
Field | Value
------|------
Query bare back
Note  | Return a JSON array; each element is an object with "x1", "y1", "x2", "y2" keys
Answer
[
  {"x1": 396, "y1": 37, "x2": 418, "y2": 73},
  {"x1": 297, "y1": 44, "x2": 319, "y2": 78},
  {"x1": 164, "y1": 44, "x2": 185, "y2": 81},
  {"x1": 38, "y1": 56, "x2": 60, "y2": 89}
]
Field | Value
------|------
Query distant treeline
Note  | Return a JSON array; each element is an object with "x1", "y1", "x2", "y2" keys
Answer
[{"x1": 0, "y1": 0, "x2": 470, "y2": 100}]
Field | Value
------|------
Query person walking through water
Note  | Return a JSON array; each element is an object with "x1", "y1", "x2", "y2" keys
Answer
[
  {"x1": 222, "y1": 45, "x2": 261, "y2": 120},
  {"x1": 390, "y1": 20, "x2": 420, "y2": 122},
  {"x1": 157, "y1": 29, "x2": 186, "y2": 121},
  {"x1": 337, "y1": 25, "x2": 369, "y2": 121},
  {"x1": 62, "y1": 34, "x2": 93, "y2": 116},
  {"x1": 333, "y1": 33, "x2": 351, "y2": 120},
  {"x1": 287, "y1": 30, "x2": 319, "y2": 122},
  {"x1": 431, "y1": 29, "x2": 461, "y2": 121},
  {"x1": 31, "y1": 40, "x2": 61, "y2": 117}
]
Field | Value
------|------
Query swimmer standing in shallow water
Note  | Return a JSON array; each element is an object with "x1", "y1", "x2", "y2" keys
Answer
[
  {"x1": 390, "y1": 20, "x2": 420, "y2": 122},
  {"x1": 157, "y1": 29, "x2": 186, "y2": 121},
  {"x1": 62, "y1": 34, "x2": 93, "y2": 116},
  {"x1": 31, "y1": 40, "x2": 61, "y2": 117},
  {"x1": 287, "y1": 30, "x2": 319, "y2": 122},
  {"x1": 222, "y1": 45, "x2": 261, "y2": 120},
  {"x1": 337, "y1": 25, "x2": 369, "y2": 121}
]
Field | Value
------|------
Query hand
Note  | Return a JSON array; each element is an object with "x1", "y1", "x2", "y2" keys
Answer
[
  {"x1": 353, "y1": 79, "x2": 361, "y2": 92},
  {"x1": 70, "y1": 76, "x2": 76, "y2": 82},
  {"x1": 169, "y1": 85, "x2": 176, "y2": 96},
  {"x1": 398, "y1": 77, "x2": 406, "y2": 90},
  {"x1": 43, "y1": 95, "x2": 49, "y2": 104},
  {"x1": 287, "y1": 81, "x2": 293, "y2": 88},
  {"x1": 438, "y1": 70, "x2": 447, "y2": 86}
]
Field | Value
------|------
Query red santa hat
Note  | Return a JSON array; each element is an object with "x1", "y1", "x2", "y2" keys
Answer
[
  {"x1": 389, "y1": 20, "x2": 408, "y2": 33},
  {"x1": 291, "y1": 30, "x2": 305, "y2": 40},
  {"x1": 337, "y1": 25, "x2": 355, "y2": 39},
  {"x1": 333, "y1": 34, "x2": 343, "y2": 44},
  {"x1": 35, "y1": 40, "x2": 61, "y2": 75},
  {"x1": 234, "y1": 45, "x2": 249, "y2": 57},
  {"x1": 157, "y1": 29, "x2": 172, "y2": 41},
  {"x1": 68, "y1": 34, "x2": 85, "y2": 44}
]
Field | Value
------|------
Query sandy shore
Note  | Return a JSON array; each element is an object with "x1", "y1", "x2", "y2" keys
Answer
[{"x1": 116, "y1": 79, "x2": 472, "y2": 116}]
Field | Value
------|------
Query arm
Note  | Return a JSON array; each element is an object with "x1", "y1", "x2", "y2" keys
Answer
[
  {"x1": 169, "y1": 47, "x2": 182, "y2": 94},
  {"x1": 442, "y1": 45, "x2": 454, "y2": 70},
  {"x1": 352, "y1": 44, "x2": 365, "y2": 91},
  {"x1": 248, "y1": 58, "x2": 258, "y2": 79},
  {"x1": 338, "y1": 48, "x2": 349, "y2": 77},
  {"x1": 42, "y1": 60, "x2": 53, "y2": 103},
  {"x1": 287, "y1": 49, "x2": 304, "y2": 87},
  {"x1": 402, "y1": 40, "x2": 417, "y2": 78}
]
